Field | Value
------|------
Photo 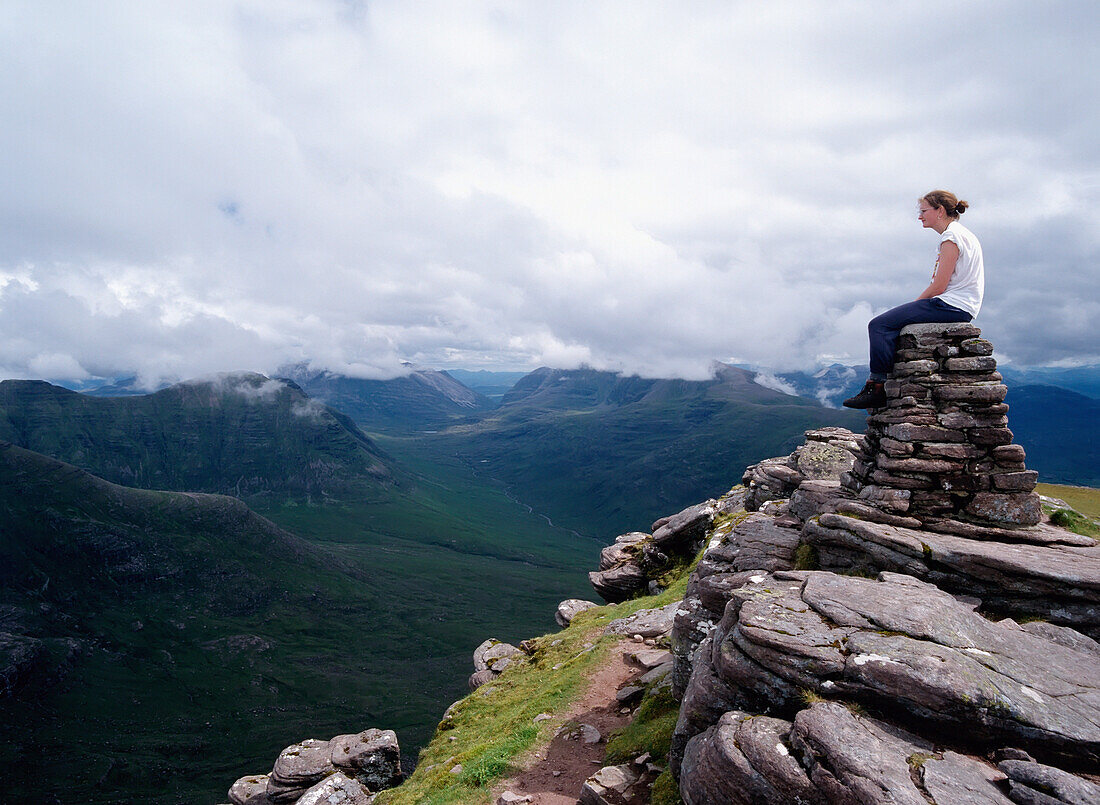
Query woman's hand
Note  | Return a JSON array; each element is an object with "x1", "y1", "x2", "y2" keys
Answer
[{"x1": 917, "y1": 241, "x2": 959, "y2": 299}]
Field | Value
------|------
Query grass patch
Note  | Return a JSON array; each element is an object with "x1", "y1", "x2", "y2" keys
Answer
[
  {"x1": 1036, "y1": 482, "x2": 1100, "y2": 519},
  {"x1": 375, "y1": 555, "x2": 703, "y2": 805},
  {"x1": 605, "y1": 686, "x2": 680, "y2": 764},
  {"x1": 650, "y1": 769, "x2": 684, "y2": 804},
  {"x1": 1049, "y1": 508, "x2": 1100, "y2": 540},
  {"x1": 794, "y1": 543, "x2": 819, "y2": 571}
]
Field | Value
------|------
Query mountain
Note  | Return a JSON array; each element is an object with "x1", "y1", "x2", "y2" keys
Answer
[
  {"x1": 0, "y1": 441, "x2": 363, "y2": 802},
  {"x1": 0, "y1": 437, "x2": 596, "y2": 804},
  {"x1": 428, "y1": 364, "x2": 865, "y2": 538},
  {"x1": 280, "y1": 364, "x2": 492, "y2": 433},
  {"x1": 1004, "y1": 384, "x2": 1100, "y2": 487},
  {"x1": 999, "y1": 365, "x2": 1100, "y2": 399},
  {"x1": 772, "y1": 364, "x2": 866, "y2": 408},
  {"x1": 0, "y1": 373, "x2": 394, "y2": 499}
]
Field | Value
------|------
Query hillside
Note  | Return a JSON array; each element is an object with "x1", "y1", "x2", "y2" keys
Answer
[
  {"x1": 0, "y1": 440, "x2": 598, "y2": 804},
  {"x1": 1006, "y1": 384, "x2": 1100, "y2": 487},
  {"x1": 281, "y1": 364, "x2": 492, "y2": 434},
  {"x1": 0, "y1": 373, "x2": 394, "y2": 498},
  {"x1": 428, "y1": 364, "x2": 865, "y2": 538}
]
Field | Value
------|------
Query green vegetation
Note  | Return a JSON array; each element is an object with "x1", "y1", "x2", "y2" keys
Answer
[
  {"x1": 650, "y1": 770, "x2": 684, "y2": 805},
  {"x1": 794, "y1": 543, "x2": 819, "y2": 571},
  {"x1": 430, "y1": 365, "x2": 864, "y2": 538},
  {"x1": 376, "y1": 569, "x2": 697, "y2": 805},
  {"x1": 1037, "y1": 482, "x2": 1100, "y2": 518},
  {"x1": 605, "y1": 686, "x2": 680, "y2": 763},
  {"x1": 1049, "y1": 508, "x2": 1100, "y2": 539},
  {"x1": 0, "y1": 375, "x2": 394, "y2": 497},
  {"x1": 0, "y1": 438, "x2": 600, "y2": 804}
]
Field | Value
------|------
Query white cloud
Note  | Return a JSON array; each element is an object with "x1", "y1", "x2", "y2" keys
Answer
[{"x1": 1, "y1": 0, "x2": 1098, "y2": 385}]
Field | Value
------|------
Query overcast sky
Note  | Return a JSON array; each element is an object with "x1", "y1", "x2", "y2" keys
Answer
[{"x1": 2, "y1": 1, "x2": 1098, "y2": 387}]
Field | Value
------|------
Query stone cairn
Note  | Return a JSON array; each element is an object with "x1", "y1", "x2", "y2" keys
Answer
[{"x1": 841, "y1": 322, "x2": 1042, "y2": 535}]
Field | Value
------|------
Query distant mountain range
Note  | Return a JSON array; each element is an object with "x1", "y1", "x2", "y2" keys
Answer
[
  {"x1": 0, "y1": 372, "x2": 394, "y2": 499},
  {"x1": 278, "y1": 364, "x2": 492, "y2": 433},
  {"x1": 428, "y1": 363, "x2": 866, "y2": 537}
]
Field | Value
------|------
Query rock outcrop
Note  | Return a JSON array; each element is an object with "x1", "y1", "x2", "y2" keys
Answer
[
  {"x1": 661, "y1": 324, "x2": 1100, "y2": 802},
  {"x1": 468, "y1": 638, "x2": 522, "y2": 691},
  {"x1": 228, "y1": 729, "x2": 401, "y2": 805}
]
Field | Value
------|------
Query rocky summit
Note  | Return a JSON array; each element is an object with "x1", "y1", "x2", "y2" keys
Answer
[{"x1": 587, "y1": 323, "x2": 1100, "y2": 803}]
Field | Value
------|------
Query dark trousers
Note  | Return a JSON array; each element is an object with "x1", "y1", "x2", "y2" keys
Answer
[{"x1": 868, "y1": 298, "x2": 972, "y2": 378}]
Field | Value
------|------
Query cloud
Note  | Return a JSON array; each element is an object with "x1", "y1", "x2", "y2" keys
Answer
[{"x1": 1, "y1": 0, "x2": 1098, "y2": 386}]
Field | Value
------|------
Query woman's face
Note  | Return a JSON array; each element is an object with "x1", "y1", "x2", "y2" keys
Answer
[{"x1": 918, "y1": 201, "x2": 945, "y2": 229}]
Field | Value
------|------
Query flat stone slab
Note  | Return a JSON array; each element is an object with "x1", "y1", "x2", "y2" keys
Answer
[
  {"x1": 605, "y1": 601, "x2": 679, "y2": 638},
  {"x1": 804, "y1": 513, "x2": 1100, "y2": 635},
  {"x1": 677, "y1": 570, "x2": 1100, "y2": 770}
]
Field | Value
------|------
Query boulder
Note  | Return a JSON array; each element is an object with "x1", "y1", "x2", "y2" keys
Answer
[
  {"x1": 296, "y1": 771, "x2": 373, "y2": 805},
  {"x1": 579, "y1": 764, "x2": 638, "y2": 805},
  {"x1": 555, "y1": 598, "x2": 599, "y2": 627},
  {"x1": 268, "y1": 739, "x2": 336, "y2": 803},
  {"x1": 473, "y1": 639, "x2": 520, "y2": 673},
  {"x1": 589, "y1": 562, "x2": 647, "y2": 603},
  {"x1": 329, "y1": 729, "x2": 402, "y2": 792},
  {"x1": 998, "y1": 758, "x2": 1100, "y2": 804},
  {"x1": 652, "y1": 500, "x2": 719, "y2": 551},
  {"x1": 228, "y1": 774, "x2": 272, "y2": 805}
]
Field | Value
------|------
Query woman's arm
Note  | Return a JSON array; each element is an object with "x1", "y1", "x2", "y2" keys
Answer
[{"x1": 917, "y1": 241, "x2": 959, "y2": 299}]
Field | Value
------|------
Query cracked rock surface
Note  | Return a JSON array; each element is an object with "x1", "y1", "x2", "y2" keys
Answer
[
  {"x1": 804, "y1": 512, "x2": 1100, "y2": 637},
  {"x1": 681, "y1": 702, "x2": 1018, "y2": 805},
  {"x1": 673, "y1": 570, "x2": 1100, "y2": 774}
]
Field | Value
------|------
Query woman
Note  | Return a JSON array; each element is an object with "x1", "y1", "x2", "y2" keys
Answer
[{"x1": 843, "y1": 190, "x2": 984, "y2": 409}]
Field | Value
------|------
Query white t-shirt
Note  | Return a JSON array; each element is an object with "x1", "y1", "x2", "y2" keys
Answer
[{"x1": 935, "y1": 220, "x2": 984, "y2": 317}]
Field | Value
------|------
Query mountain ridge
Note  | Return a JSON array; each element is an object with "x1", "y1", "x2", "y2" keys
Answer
[{"x1": 0, "y1": 372, "x2": 395, "y2": 498}]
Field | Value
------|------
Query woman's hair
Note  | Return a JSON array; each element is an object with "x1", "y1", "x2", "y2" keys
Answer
[{"x1": 921, "y1": 190, "x2": 969, "y2": 219}]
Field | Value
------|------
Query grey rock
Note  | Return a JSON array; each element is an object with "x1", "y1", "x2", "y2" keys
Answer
[
  {"x1": 605, "y1": 601, "x2": 678, "y2": 637},
  {"x1": 468, "y1": 669, "x2": 495, "y2": 691},
  {"x1": 728, "y1": 572, "x2": 1100, "y2": 764},
  {"x1": 579, "y1": 764, "x2": 638, "y2": 805},
  {"x1": 269, "y1": 739, "x2": 336, "y2": 803},
  {"x1": 473, "y1": 639, "x2": 520, "y2": 673},
  {"x1": 228, "y1": 774, "x2": 272, "y2": 805},
  {"x1": 556, "y1": 598, "x2": 599, "y2": 627},
  {"x1": 639, "y1": 660, "x2": 674, "y2": 686},
  {"x1": 681, "y1": 702, "x2": 1013, "y2": 805},
  {"x1": 920, "y1": 752, "x2": 1012, "y2": 804},
  {"x1": 652, "y1": 500, "x2": 718, "y2": 551},
  {"x1": 999, "y1": 759, "x2": 1100, "y2": 804},
  {"x1": 789, "y1": 479, "x2": 852, "y2": 522},
  {"x1": 804, "y1": 513, "x2": 1100, "y2": 635},
  {"x1": 597, "y1": 533, "x2": 647, "y2": 570},
  {"x1": 794, "y1": 440, "x2": 856, "y2": 480},
  {"x1": 967, "y1": 492, "x2": 1043, "y2": 527},
  {"x1": 680, "y1": 710, "x2": 818, "y2": 805},
  {"x1": 589, "y1": 562, "x2": 647, "y2": 603},
  {"x1": 296, "y1": 772, "x2": 374, "y2": 805},
  {"x1": 628, "y1": 647, "x2": 672, "y2": 669},
  {"x1": 1019, "y1": 622, "x2": 1100, "y2": 657},
  {"x1": 329, "y1": 729, "x2": 401, "y2": 792},
  {"x1": 702, "y1": 512, "x2": 801, "y2": 572}
]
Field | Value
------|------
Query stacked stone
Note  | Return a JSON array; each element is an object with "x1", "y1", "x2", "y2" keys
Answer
[{"x1": 842, "y1": 322, "x2": 1041, "y2": 533}]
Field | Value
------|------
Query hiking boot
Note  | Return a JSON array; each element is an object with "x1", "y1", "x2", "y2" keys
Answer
[{"x1": 843, "y1": 380, "x2": 887, "y2": 409}]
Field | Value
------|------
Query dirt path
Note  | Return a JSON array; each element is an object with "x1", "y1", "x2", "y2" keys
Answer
[{"x1": 493, "y1": 639, "x2": 643, "y2": 804}]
